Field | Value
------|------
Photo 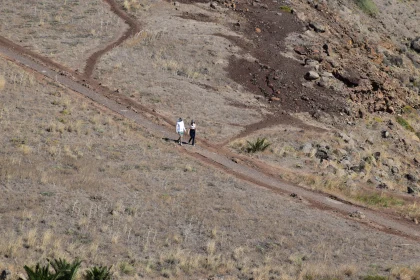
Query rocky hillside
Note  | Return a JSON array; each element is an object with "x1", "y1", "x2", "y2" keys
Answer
[{"x1": 290, "y1": 0, "x2": 420, "y2": 115}]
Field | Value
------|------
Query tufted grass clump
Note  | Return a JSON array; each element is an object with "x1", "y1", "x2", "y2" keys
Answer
[
  {"x1": 355, "y1": 0, "x2": 378, "y2": 16},
  {"x1": 279, "y1": 5, "x2": 292, "y2": 13},
  {"x1": 355, "y1": 192, "x2": 404, "y2": 208},
  {"x1": 246, "y1": 138, "x2": 271, "y2": 153},
  {"x1": 85, "y1": 266, "x2": 113, "y2": 280},
  {"x1": 396, "y1": 116, "x2": 415, "y2": 132},
  {"x1": 24, "y1": 258, "x2": 81, "y2": 280}
]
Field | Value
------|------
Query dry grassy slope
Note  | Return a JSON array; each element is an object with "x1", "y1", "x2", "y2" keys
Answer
[
  {"x1": 1, "y1": 54, "x2": 420, "y2": 279},
  {"x1": 1, "y1": 0, "x2": 420, "y2": 279},
  {"x1": 222, "y1": 0, "x2": 420, "y2": 216},
  {"x1": 95, "y1": 0, "x2": 267, "y2": 143},
  {"x1": 0, "y1": 0, "x2": 126, "y2": 70}
]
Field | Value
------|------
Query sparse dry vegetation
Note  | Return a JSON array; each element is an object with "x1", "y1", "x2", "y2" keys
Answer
[
  {"x1": 2, "y1": 56, "x2": 420, "y2": 278},
  {"x1": 1, "y1": 0, "x2": 420, "y2": 278},
  {"x1": 0, "y1": 0, "x2": 125, "y2": 69}
]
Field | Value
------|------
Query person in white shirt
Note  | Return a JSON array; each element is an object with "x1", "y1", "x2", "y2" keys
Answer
[
  {"x1": 176, "y1": 118, "x2": 186, "y2": 145},
  {"x1": 188, "y1": 120, "x2": 196, "y2": 146}
]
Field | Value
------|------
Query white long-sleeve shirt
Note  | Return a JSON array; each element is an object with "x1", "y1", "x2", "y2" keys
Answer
[{"x1": 176, "y1": 120, "x2": 185, "y2": 133}]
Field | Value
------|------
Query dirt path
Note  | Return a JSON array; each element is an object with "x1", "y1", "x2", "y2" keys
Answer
[
  {"x1": 83, "y1": 0, "x2": 141, "y2": 78},
  {"x1": 0, "y1": 0, "x2": 419, "y2": 242},
  {"x1": 1, "y1": 42, "x2": 420, "y2": 242}
]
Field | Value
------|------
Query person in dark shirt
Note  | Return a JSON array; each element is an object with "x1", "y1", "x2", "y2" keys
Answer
[{"x1": 188, "y1": 120, "x2": 196, "y2": 146}]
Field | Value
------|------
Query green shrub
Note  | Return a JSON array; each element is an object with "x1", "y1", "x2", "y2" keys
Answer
[
  {"x1": 24, "y1": 263, "x2": 57, "y2": 280},
  {"x1": 246, "y1": 138, "x2": 271, "y2": 153},
  {"x1": 396, "y1": 116, "x2": 415, "y2": 132},
  {"x1": 24, "y1": 258, "x2": 81, "y2": 280},
  {"x1": 85, "y1": 266, "x2": 113, "y2": 280},
  {"x1": 49, "y1": 258, "x2": 81, "y2": 280},
  {"x1": 355, "y1": 0, "x2": 378, "y2": 16}
]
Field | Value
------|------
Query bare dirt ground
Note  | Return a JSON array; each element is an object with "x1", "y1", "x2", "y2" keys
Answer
[{"x1": 1, "y1": 0, "x2": 420, "y2": 279}]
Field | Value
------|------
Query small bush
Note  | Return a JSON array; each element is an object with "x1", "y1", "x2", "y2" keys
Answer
[
  {"x1": 24, "y1": 258, "x2": 81, "y2": 280},
  {"x1": 246, "y1": 138, "x2": 271, "y2": 153},
  {"x1": 85, "y1": 266, "x2": 113, "y2": 280},
  {"x1": 49, "y1": 258, "x2": 81, "y2": 280},
  {"x1": 355, "y1": 0, "x2": 378, "y2": 16},
  {"x1": 24, "y1": 263, "x2": 56, "y2": 280}
]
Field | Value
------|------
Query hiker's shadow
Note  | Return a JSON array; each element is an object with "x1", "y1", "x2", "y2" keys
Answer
[{"x1": 162, "y1": 137, "x2": 186, "y2": 145}]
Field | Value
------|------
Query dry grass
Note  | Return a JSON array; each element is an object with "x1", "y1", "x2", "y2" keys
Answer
[
  {"x1": 1, "y1": 2, "x2": 420, "y2": 278},
  {"x1": 228, "y1": 116, "x2": 420, "y2": 220},
  {"x1": 0, "y1": 0, "x2": 126, "y2": 70},
  {"x1": 0, "y1": 74, "x2": 6, "y2": 90}
]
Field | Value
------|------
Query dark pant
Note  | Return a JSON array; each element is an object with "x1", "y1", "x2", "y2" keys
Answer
[{"x1": 188, "y1": 130, "x2": 196, "y2": 145}]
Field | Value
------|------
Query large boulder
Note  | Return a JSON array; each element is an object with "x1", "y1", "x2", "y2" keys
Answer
[
  {"x1": 333, "y1": 68, "x2": 361, "y2": 87},
  {"x1": 411, "y1": 37, "x2": 420, "y2": 53},
  {"x1": 315, "y1": 147, "x2": 329, "y2": 162},
  {"x1": 305, "y1": 71, "x2": 320, "y2": 80}
]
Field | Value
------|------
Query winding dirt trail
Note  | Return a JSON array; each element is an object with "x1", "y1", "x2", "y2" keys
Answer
[
  {"x1": 83, "y1": 0, "x2": 141, "y2": 78},
  {"x1": 0, "y1": 0, "x2": 420, "y2": 242}
]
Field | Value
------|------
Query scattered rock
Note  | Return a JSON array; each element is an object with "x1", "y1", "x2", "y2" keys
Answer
[
  {"x1": 338, "y1": 132, "x2": 351, "y2": 143},
  {"x1": 411, "y1": 37, "x2": 420, "y2": 53},
  {"x1": 294, "y1": 45, "x2": 308, "y2": 55},
  {"x1": 317, "y1": 77, "x2": 331, "y2": 87},
  {"x1": 309, "y1": 22, "x2": 326, "y2": 33},
  {"x1": 320, "y1": 72, "x2": 333, "y2": 78},
  {"x1": 17, "y1": 274, "x2": 27, "y2": 280},
  {"x1": 305, "y1": 71, "x2": 320, "y2": 80},
  {"x1": 366, "y1": 137, "x2": 374, "y2": 145},
  {"x1": 334, "y1": 148, "x2": 347, "y2": 157},
  {"x1": 407, "y1": 185, "x2": 420, "y2": 194},
  {"x1": 350, "y1": 165, "x2": 362, "y2": 172},
  {"x1": 301, "y1": 143, "x2": 313, "y2": 155},
  {"x1": 1, "y1": 270, "x2": 11, "y2": 280},
  {"x1": 305, "y1": 58, "x2": 320, "y2": 68},
  {"x1": 210, "y1": 2, "x2": 218, "y2": 9},
  {"x1": 350, "y1": 210, "x2": 365, "y2": 219},
  {"x1": 405, "y1": 174, "x2": 418, "y2": 182},
  {"x1": 391, "y1": 166, "x2": 399, "y2": 174},
  {"x1": 315, "y1": 147, "x2": 329, "y2": 162},
  {"x1": 252, "y1": 1, "x2": 268, "y2": 9},
  {"x1": 231, "y1": 157, "x2": 240, "y2": 163},
  {"x1": 333, "y1": 69, "x2": 361, "y2": 87},
  {"x1": 377, "y1": 183, "x2": 388, "y2": 189},
  {"x1": 384, "y1": 52, "x2": 404, "y2": 67},
  {"x1": 290, "y1": 193, "x2": 301, "y2": 200},
  {"x1": 381, "y1": 130, "x2": 390, "y2": 138}
]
